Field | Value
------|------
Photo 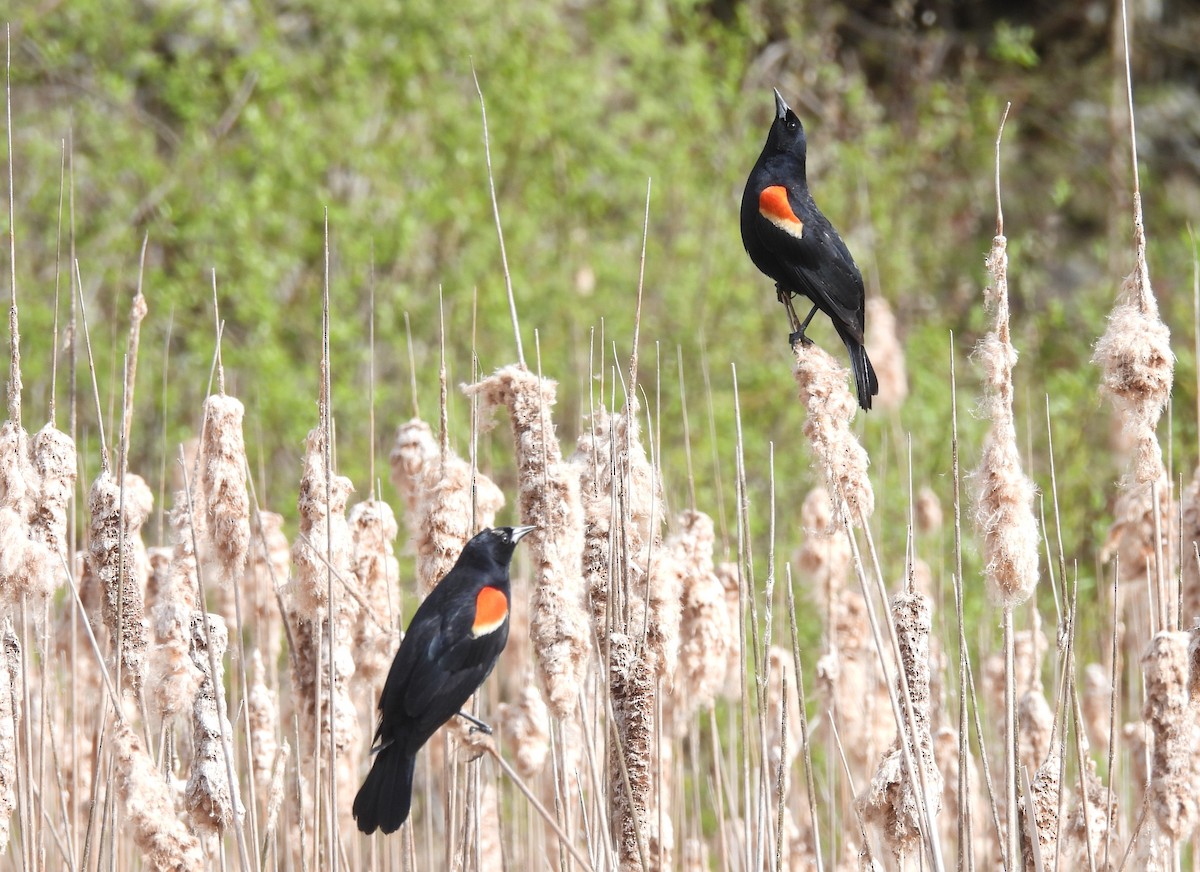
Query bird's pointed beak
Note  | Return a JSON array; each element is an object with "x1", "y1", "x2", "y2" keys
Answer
[
  {"x1": 774, "y1": 88, "x2": 790, "y2": 120},
  {"x1": 511, "y1": 525, "x2": 537, "y2": 543}
]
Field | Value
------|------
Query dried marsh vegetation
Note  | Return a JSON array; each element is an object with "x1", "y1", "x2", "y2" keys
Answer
[{"x1": 5, "y1": 39, "x2": 1200, "y2": 872}]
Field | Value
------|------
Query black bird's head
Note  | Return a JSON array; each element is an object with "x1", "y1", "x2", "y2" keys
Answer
[
  {"x1": 762, "y1": 89, "x2": 807, "y2": 164},
  {"x1": 464, "y1": 525, "x2": 536, "y2": 569}
]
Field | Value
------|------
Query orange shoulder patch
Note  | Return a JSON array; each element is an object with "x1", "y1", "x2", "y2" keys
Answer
[
  {"x1": 472, "y1": 586, "x2": 508, "y2": 637},
  {"x1": 758, "y1": 185, "x2": 804, "y2": 239}
]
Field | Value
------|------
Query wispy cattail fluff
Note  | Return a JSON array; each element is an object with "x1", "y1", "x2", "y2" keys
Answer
[
  {"x1": 184, "y1": 613, "x2": 245, "y2": 834},
  {"x1": 414, "y1": 448, "x2": 504, "y2": 595},
  {"x1": 87, "y1": 471, "x2": 154, "y2": 694},
  {"x1": 465, "y1": 365, "x2": 590, "y2": 720},
  {"x1": 1017, "y1": 682, "x2": 1054, "y2": 775},
  {"x1": 0, "y1": 627, "x2": 18, "y2": 856},
  {"x1": 1181, "y1": 466, "x2": 1200, "y2": 628},
  {"x1": 1082, "y1": 663, "x2": 1114, "y2": 756},
  {"x1": 1142, "y1": 631, "x2": 1200, "y2": 840},
  {"x1": 858, "y1": 591, "x2": 941, "y2": 861},
  {"x1": 1091, "y1": 212, "x2": 1174, "y2": 485},
  {"x1": 285, "y1": 426, "x2": 360, "y2": 830},
  {"x1": 791, "y1": 343, "x2": 874, "y2": 523},
  {"x1": 670, "y1": 510, "x2": 733, "y2": 723},
  {"x1": 149, "y1": 497, "x2": 204, "y2": 720},
  {"x1": 290, "y1": 427, "x2": 354, "y2": 618},
  {"x1": 1101, "y1": 458, "x2": 1173, "y2": 586},
  {"x1": 248, "y1": 649, "x2": 279, "y2": 800},
  {"x1": 28, "y1": 422, "x2": 76, "y2": 593},
  {"x1": 607, "y1": 631, "x2": 658, "y2": 871},
  {"x1": 387, "y1": 417, "x2": 439, "y2": 522},
  {"x1": 864, "y1": 297, "x2": 908, "y2": 412},
  {"x1": 1021, "y1": 757, "x2": 1061, "y2": 872},
  {"x1": 476, "y1": 783, "x2": 504, "y2": 870},
  {"x1": 199, "y1": 393, "x2": 251, "y2": 584},
  {"x1": 574, "y1": 403, "x2": 616, "y2": 643},
  {"x1": 498, "y1": 677, "x2": 550, "y2": 779},
  {"x1": 0, "y1": 421, "x2": 52, "y2": 602},
  {"x1": 972, "y1": 233, "x2": 1039, "y2": 607},
  {"x1": 244, "y1": 510, "x2": 288, "y2": 662},
  {"x1": 348, "y1": 498, "x2": 400, "y2": 692},
  {"x1": 1063, "y1": 757, "x2": 1118, "y2": 869},
  {"x1": 110, "y1": 717, "x2": 206, "y2": 871},
  {"x1": 795, "y1": 486, "x2": 852, "y2": 607}
]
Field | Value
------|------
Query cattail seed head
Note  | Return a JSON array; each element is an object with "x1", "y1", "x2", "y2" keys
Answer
[
  {"x1": 465, "y1": 365, "x2": 590, "y2": 720},
  {"x1": 1142, "y1": 631, "x2": 1200, "y2": 840},
  {"x1": 199, "y1": 393, "x2": 251, "y2": 583},
  {"x1": 671, "y1": 510, "x2": 733, "y2": 722},
  {"x1": 792, "y1": 343, "x2": 874, "y2": 524},
  {"x1": 865, "y1": 297, "x2": 908, "y2": 412}
]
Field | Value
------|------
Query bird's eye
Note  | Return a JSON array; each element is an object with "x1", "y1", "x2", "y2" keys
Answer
[{"x1": 786, "y1": 119, "x2": 798, "y2": 131}]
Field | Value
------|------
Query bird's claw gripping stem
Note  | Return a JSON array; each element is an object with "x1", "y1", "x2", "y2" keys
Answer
[{"x1": 456, "y1": 710, "x2": 494, "y2": 735}]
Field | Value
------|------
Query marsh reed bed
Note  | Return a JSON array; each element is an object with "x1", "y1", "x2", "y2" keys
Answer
[{"x1": 5, "y1": 28, "x2": 1200, "y2": 872}]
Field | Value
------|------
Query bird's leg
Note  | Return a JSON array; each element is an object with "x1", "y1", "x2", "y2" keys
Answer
[
  {"x1": 788, "y1": 302, "x2": 819, "y2": 348},
  {"x1": 455, "y1": 710, "x2": 494, "y2": 735},
  {"x1": 776, "y1": 285, "x2": 803, "y2": 335}
]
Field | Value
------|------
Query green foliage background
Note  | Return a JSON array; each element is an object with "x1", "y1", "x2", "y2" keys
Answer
[{"x1": 8, "y1": 0, "x2": 1200, "y2": 646}]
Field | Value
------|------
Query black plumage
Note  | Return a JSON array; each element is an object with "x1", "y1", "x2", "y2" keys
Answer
[
  {"x1": 741, "y1": 89, "x2": 880, "y2": 411},
  {"x1": 353, "y1": 524, "x2": 535, "y2": 834}
]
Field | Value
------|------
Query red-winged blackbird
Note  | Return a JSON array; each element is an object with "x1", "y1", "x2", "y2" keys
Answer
[
  {"x1": 353, "y1": 524, "x2": 535, "y2": 834},
  {"x1": 741, "y1": 89, "x2": 880, "y2": 411}
]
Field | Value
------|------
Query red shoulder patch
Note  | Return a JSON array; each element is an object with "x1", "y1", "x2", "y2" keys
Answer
[
  {"x1": 472, "y1": 586, "x2": 508, "y2": 637},
  {"x1": 758, "y1": 185, "x2": 805, "y2": 238}
]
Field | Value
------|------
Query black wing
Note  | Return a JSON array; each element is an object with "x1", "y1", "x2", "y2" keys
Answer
[{"x1": 750, "y1": 193, "x2": 866, "y2": 342}]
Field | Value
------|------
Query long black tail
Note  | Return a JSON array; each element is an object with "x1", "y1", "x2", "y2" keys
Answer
[
  {"x1": 353, "y1": 744, "x2": 416, "y2": 835},
  {"x1": 838, "y1": 327, "x2": 879, "y2": 412}
]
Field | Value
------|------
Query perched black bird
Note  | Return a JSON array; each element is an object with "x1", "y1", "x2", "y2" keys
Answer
[
  {"x1": 353, "y1": 524, "x2": 536, "y2": 834},
  {"x1": 741, "y1": 89, "x2": 879, "y2": 411}
]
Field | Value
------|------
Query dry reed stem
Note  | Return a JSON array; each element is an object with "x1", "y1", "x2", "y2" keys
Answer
[
  {"x1": 87, "y1": 470, "x2": 154, "y2": 694},
  {"x1": 766, "y1": 646, "x2": 802, "y2": 798},
  {"x1": 414, "y1": 448, "x2": 504, "y2": 596},
  {"x1": 669, "y1": 509, "x2": 733, "y2": 724},
  {"x1": 864, "y1": 297, "x2": 908, "y2": 412},
  {"x1": 983, "y1": 620, "x2": 1048, "y2": 726},
  {"x1": 1092, "y1": 236, "x2": 1173, "y2": 485},
  {"x1": 858, "y1": 590, "x2": 941, "y2": 861},
  {"x1": 110, "y1": 716, "x2": 206, "y2": 870},
  {"x1": 497, "y1": 677, "x2": 550, "y2": 779},
  {"x1": 972, "y1": 235, "x2": 1039, "y2": 607},
  {"x1": 934, "y1": 726, "x2": 983, "y2": 868},
  {"x1": 465, "y1": 365, "x2": 590, "y2": 720},
  {"x1": 1141, "y1": 630, "x2": 1200, "y2": 840},
  {"x1": 791, "y1": 342, "x2": 874, "y2": 523},
  {"x1": 0, "y1": 625, "x2": 16, "y2": 856},
  {"x1": 347, "y1": 498, "x2": 400, "y2": 693},
  {"x1": 387, "y1": 417, "x2": 439, "y2": 521},
  {"x1": 185, "y1": 612, "x2": 245, "y2": 834},
  {"x1": 199, "y1": 393, "x2": 251, "y2": 584}
]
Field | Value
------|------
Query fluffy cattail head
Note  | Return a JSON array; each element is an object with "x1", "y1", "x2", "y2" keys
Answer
[
  {"x1": 1142, "y1": 631, "x2": 1200, "y2": 840},
  {"x1": 672, "y1": 510, "x2": 733, "y2": 721},
  {"x1": 200, "y1": 393, "x2": 251, "y2": 583},
  {"x1": 792, "y1": 343, "x2": 874, "y2": 524},
  {"x1": 388, "y1": 417, "x2": 439, "y2": 519},
  {"x1": 915, "y1": 485, "x2": 943, "y2": 535},
  {"x1": 1092, "y1": 261, "x2": 1174, "y2": 485}
]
